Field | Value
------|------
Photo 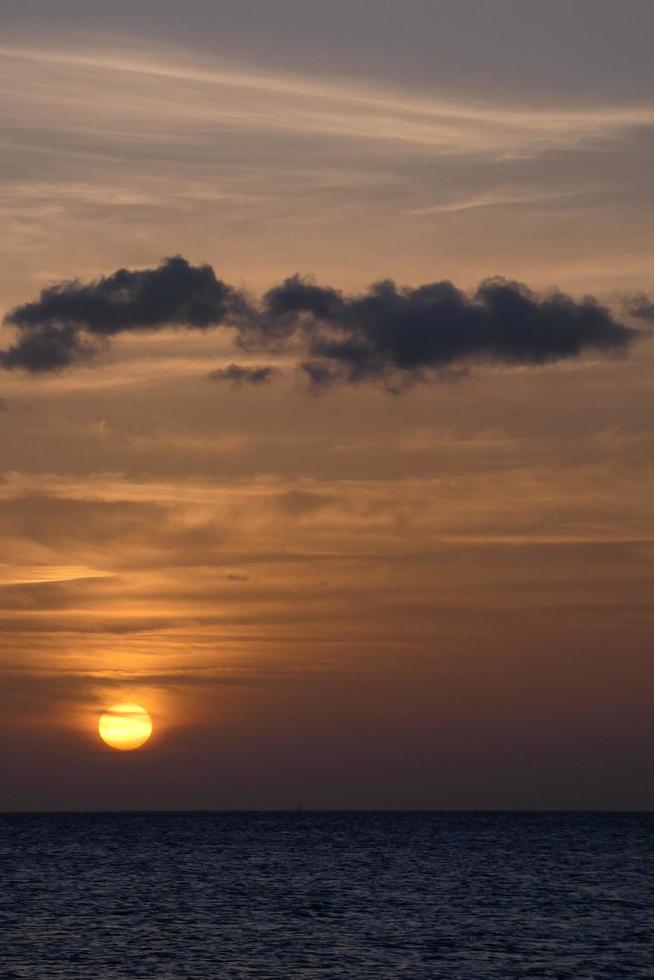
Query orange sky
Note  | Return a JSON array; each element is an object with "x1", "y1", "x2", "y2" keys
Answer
[{"x1": 1, "y1": 2, "x2": 653, "y2": 809}]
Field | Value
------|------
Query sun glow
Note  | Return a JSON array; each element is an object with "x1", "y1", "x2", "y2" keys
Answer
[{"x1": 98, "y1": 703, "x2": 153, "y2": 751}]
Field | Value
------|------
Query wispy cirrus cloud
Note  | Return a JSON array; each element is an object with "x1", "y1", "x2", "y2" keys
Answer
[
  {"x1": 406, "y1": 186, "x2": 591, "y2": 217},
  {"x1": 2, "y1": 43, "x2": 654, "y2": 159},
  {"x1": 2, "y1": 38, "x2": 654, "y2": 313}
]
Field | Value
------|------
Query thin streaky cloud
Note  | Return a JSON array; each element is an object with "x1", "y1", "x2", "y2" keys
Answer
[
  {"x1": 2, "y1": 44, "x2": 654, "y2": 129},
  {"x1": 407, "y1": 187, "x2": 592, "y2": 217},
  {"x1": 2, "y1": 44, "x2": 654, "y2": 159}
]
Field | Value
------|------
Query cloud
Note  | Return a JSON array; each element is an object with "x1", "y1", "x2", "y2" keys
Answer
[
  {"x1": 0, "y1": 321, "x2": 99, "y2": 372},
  {"x1": 208, "y1": 363, "x2": 278, "y2": 385},
  {"x1": 2, "y1": 257, "x2": 638, "y2": 384},
  {"x1": 2, "y1": 256, "x2": 247, "y2": 372},
  {"x1": 262, "y1": 274, "x2": 637, "y2": 388},
  {"x1": 625, "y1": 293, "x2": 654, "y2": 321},
  {"x1": 4, "y1": 45, "x2": 654, "y2": 160}
]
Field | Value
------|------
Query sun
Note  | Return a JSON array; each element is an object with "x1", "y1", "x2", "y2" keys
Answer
[{"x1": 98, "y1": 703, "x2": 153, "y2": 751}]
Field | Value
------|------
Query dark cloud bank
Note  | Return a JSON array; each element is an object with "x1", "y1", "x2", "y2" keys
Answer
[{"x1": 2, "y1": 256, "x2": 640, "y2": 387}]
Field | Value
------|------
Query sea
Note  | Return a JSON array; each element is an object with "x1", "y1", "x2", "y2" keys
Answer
[{"x1": 0, "y1": 812, "x2": 652, "y2": 979}]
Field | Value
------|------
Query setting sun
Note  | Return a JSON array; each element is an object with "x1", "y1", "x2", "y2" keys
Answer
[{"x1": 98, "y1": 703, "x2": 153, "y2": 751}]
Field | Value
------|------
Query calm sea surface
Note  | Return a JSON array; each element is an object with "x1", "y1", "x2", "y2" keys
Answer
[{"x1": 0, "y1": 812, "x2": 652, "y2": 979}]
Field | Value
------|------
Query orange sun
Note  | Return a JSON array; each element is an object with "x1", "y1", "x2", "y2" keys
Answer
[{"x1": 98, "y1": 703, "x2": 153, "y2": 751}]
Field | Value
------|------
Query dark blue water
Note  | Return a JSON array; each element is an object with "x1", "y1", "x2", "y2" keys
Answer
[{"x1": 0, "y1": 812, "x2": 652, "y2": 978}]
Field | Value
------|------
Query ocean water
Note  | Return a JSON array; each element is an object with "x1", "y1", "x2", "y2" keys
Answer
[{"x1": 0, "y1": 812, "x2": 652, "y2": 979}]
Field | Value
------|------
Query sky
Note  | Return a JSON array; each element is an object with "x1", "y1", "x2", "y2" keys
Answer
[{"x1": 1, "y1": 1, "x2": 653, "y2": 810}]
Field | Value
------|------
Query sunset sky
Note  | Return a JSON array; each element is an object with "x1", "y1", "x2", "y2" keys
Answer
[{"x1": 1, "y1": 0, "x2": 653, "y2": 810}]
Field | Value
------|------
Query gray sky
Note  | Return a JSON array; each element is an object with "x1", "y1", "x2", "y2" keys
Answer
[{"x1": 5, "y1": 0, "x2": 654, "y2": 103}]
